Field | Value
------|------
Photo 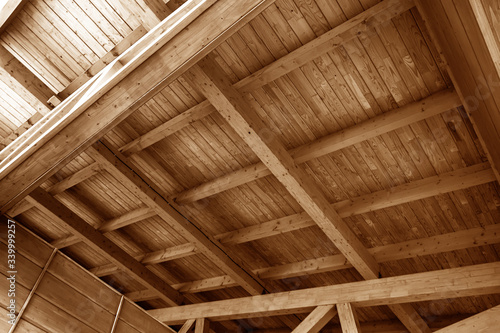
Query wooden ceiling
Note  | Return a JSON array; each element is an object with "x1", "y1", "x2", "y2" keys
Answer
[{"x1": 1, "y1": 0, "x2": 500, "y2": 332}]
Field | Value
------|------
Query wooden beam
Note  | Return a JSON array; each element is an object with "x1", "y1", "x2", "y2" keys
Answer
[
  {"x1": 179, "y1": 319, "x2": 196, "y2": 333},
  {"x1": 148, "y1": 262, "x2": 500, "y2": 323},
  {"x1": 174, "y1": 89, "x2": 461, "y2": 204},
  {"x1": 118, "y1": 0, "x2": 417, "y2": 157},
  {"x1": 99, "y1": 207, "x2": 156, "y2": 232},
  {"x1": 90, "y1": 143, "x2": 265, "y2": 296},
  {"x1": 187, "y1": 57, "x2": 429, "y2": 333},
  {"x1": 195, "y1": 318, "x2": 210, "y2": 333},
  {"x1": 256, "y1": 222, "x2": 500, "y2": 280},
  {"x1": 215, "y1": 163, "x2": 494, "y2": 245},
  {"x1": 337, "y1": 303, "x2": 361, "y2": 333},
  {"x1": 291, "y1": 305, "x2": 337, "y2": 333},
  {"x1": 415, "y1": 0, "x2": 500, "y2": 184},
  {"x1": 433, "y1": 305, "x2": 500, "y2": 333},
  {"x1": 121, "y1": 221, "x2": 500, "y2": 297},
  {"x1": 0, "y1": 0, "x2": 29, "y2": 35},
  {"x1": 189, "y1": 57, "x2": 379, "y2": 279},
  {"x1": 5, "y1": 161, "x2": 104, "y2": 218},
  {"x1": 90, "y1": 243, "x2": 198, "y2": 277},
  {"x1": 0, "y1": 0, "x2": 273, "y2": 213},
  {"x1": 26, "y1": 187, "x2": 184, "y2": 306}
]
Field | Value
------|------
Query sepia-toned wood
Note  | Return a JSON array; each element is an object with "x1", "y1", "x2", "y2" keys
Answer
[
  {"x1": 149, "y1": 262, "x2": 500, "y2": 323},
  {"x1": 0, "y1": 0, "x2": 269, "y2": 213},
  {"x1": 27, "y1": 187, "x2": 184, "y2": 306},
  {"x1": 195, "y1": 318, "x2": 210, "y2": 333},
  {"x1": 416, "y1": 0, "x2": 500, "y2": 184},
  {"x1": 433, "y1": 304, "x2": 500, "y2": 333},
  {"x1": 337, "y1": 303, "x2": 361, "y2": 333},
  {"x1": 174, "y1": 89, "x2": 462, "y2": 204},
  {"x1": 189, "y1": 57, "x2": 430, "y2": 333},
  {"x1": 179, "y1": 319, "x2": 196, "y2": 333},
  {"x1": 291, "y1": 305, "x2": 337, "y2": 333}
]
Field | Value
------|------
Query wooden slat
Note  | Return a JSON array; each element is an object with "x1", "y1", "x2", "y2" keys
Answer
[
  {"x1": 337, "y1": 303, "x2": 361, "y2": 333},
  {"x1": 0, "y1": 0, "x2": 272, "y2": 213},
  {"x1": 433, "y1": 304, "x2": 500, "y2": 333},
  {"x1": 415, "y1": 0, "x2": 500, "y2": 184},
  {"x1": 58, "y1": 25, "x2": 148, "y2": 99},
  {"x1": 27, "y1": 187, "x2": 184, "y2": 306},
  {"x1": 119, "y1": 0, "x2": 416, "y2": 157},
  {"x1": 148, "y1": 262, "x2": 500, "y2": 323},
  {"x1": 291, "y1": 305, "x2": 337, "y2": 333},
  {"x1": 0, "y1": 0, "x2": 28, "y2": 34},
  {"x1": 187, "y1": 57, "x2": 430, "y2": 333}
]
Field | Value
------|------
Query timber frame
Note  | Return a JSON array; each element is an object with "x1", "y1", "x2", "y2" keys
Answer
[{"x1": 0, "y1": 0, "x2": 499, "y2": 332}]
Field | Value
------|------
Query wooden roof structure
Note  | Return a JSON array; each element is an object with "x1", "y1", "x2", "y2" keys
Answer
[{"x1": 0, "y1": 0, "x2": 499, "y2": 332}]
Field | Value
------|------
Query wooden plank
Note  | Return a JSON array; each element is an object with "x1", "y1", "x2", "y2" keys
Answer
[
  {"x1": 7, "y1": 248, "x2": 56, "y2": 333},
  {"x1": 415, "y1": 0, "x2": 500, "y2": 184},
  {"x1": 0, "y1": 0, "x2": 28, "y2": 34},
  {"x1": 148, "y1": 261, "x2": 500, "y2": 323},
  {"x1": 433, "y1": 304, "x2": 500, "y2": 333},
  {"x1": 0, "y1": 0, "x2": 272, "y2": 213},
  {"x1": 337, "y1": 303, "x2": 361, "y2": 333},
  {"x1": 195, "y1": 318, "x2": 210, "y2": 333},
  {"x1": 58, "y1": 25, "x2": 148, "y2": 99},
  {"x1": 291, "y1": 305, "x2": 337, "y2": 333},
  {"x1": 188, "y1": 58, "x2": 430, "y2": 333},
  {"x1": 27, "y1": 187, "x2": 184, "y2": 306},
  {"x1": 118, "y1": 0, "x2": 416, "y2": 157},
  {"x1": 174, "y1": 89, "x2": 462, "y2": 204}
]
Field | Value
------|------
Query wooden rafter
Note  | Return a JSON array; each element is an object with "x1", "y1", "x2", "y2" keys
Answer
[
  {"x1": 415, "y1": 0, "x2": 500, "y2": 184},
  {"x1": 0, "y1": 0, "x2": 275, "y2": 213},
  {"x1": 148, "y1": 262, "x2": 500, "y2": 323},
  {"x1": 291, "y1": 305, "x2": 337, "y2": 333},
  {"x1": 186, "y1": 57, "x2": 430, "y2": 333},
  {"x1": 25, "y1": 187, "x2": 184, "y2": 306},
  {"x1": 89, "y1": 142, "x2": 266, "y2": 295},
  {"x1": 337, "y1": 303, "x2": 361, "y2": 333}
]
